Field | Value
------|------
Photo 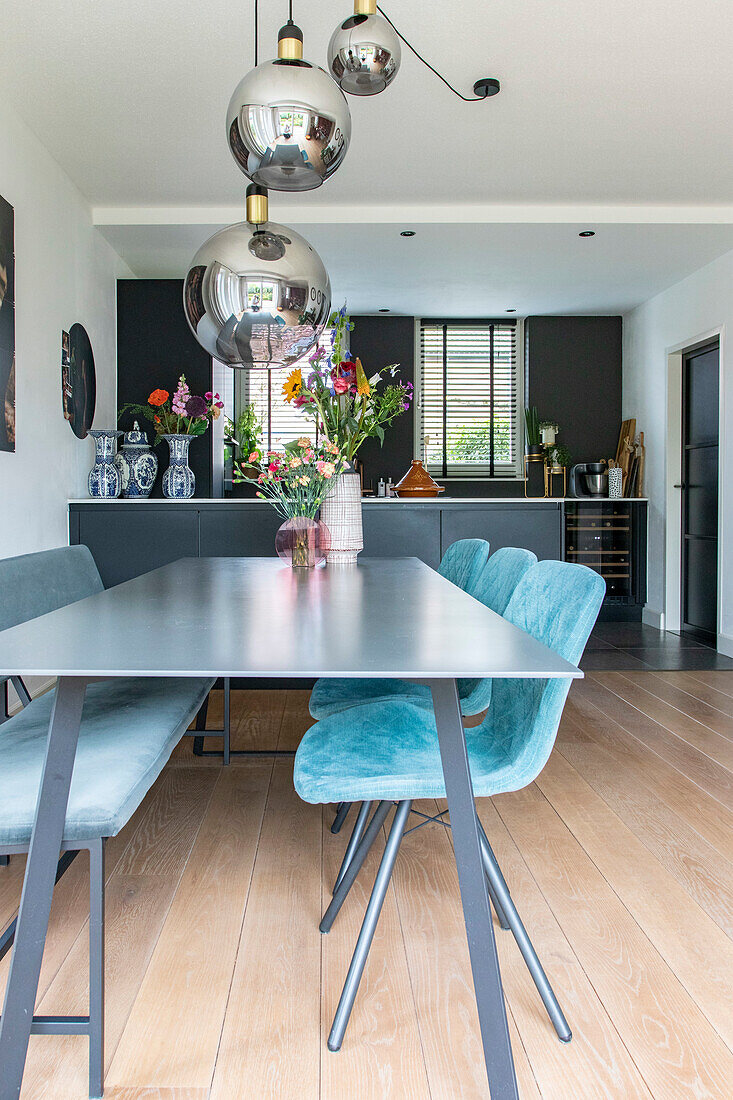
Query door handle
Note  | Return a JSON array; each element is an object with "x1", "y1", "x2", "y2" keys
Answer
[{"x1": 673, "y1": 483, "x2": 686, "y2": 489}]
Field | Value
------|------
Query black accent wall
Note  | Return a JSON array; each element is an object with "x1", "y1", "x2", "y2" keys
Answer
[
  {"x1": 350, "y1": 315, "x2": 415, "y2": 490},
  {"x1": 525, "y1": 315, "x2": 622, "y2": 467},
  {"x1": 117, "y1": 279, "x2": 213, "y2": 497}
]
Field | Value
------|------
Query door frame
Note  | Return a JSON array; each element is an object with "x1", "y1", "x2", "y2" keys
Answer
[{"x1": 664, "y1": 326, "x2": 725, "y2": 644}]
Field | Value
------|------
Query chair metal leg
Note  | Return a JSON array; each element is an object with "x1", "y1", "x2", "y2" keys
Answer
[
  {"x1": 10, "y1": 676, "x2": 32, "y2": 709},
  {"x1": 485, "y1": 873, "x2": 511, "y2": 931},
  {"x1": 477, "y1": 819, "x2": 571, "y2": 1042},
  {"x1": 88, "y1": 840, "x2": 105, "y2": 1099},
  {"x1": 320, "y1": 801, "x2": 392, "y2": 934},
  {"x1": 331, "y1": 802, "x2": 352, "y2": 835},
  {"x1": 334, "y1": 801, "x2": 373, "y2": 894},
  {"x1": 328, "y1": 799, "x2": 413, "y2": 1052}
]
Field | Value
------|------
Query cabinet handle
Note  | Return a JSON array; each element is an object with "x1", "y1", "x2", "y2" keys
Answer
[{"x1": 673, "y1": 483, "x2": 686, "y2": 489}]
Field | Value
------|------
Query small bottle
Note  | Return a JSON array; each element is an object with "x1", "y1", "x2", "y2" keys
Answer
[
  {"x1": 386, "y1": 477, "x2": 395, "y2": 497},
  {"x1": 377, "y1": 477, "x2": 386, "y2": 498}
]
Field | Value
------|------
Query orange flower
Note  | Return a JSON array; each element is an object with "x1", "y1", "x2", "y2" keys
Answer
[
  {"x1": 148, "y1": 388, "x2": 169, "y2": 406},
  {"x1": 282, "y1": 368, "x2": 302, "y2": 404}
]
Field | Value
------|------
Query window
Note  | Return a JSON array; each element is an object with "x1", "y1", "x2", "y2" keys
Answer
[
  {"x1": 230, "y1": 329, "x2": 334, "y2": 452},
  {"x1": 418, "y1": 319, "x2": 520, "y2": 478}
]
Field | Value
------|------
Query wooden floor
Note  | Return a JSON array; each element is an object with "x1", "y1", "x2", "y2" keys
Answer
[{"x1": 2, "y1": 672, "x2": 733, "y2": 1099}]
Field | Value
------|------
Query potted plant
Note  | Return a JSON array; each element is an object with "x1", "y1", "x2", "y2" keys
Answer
[
  {"x1": 119, "y1": 376, "x2": 224, "y2": 498},
  {"x1": 224, "y1": 402, "x2": 262, "y2": 481},
  {"x1": 540, "y1": 420, "x2": 559, "y2": 447},
  {"x1": 233, "y1": 438, "x2": 344, "y2": 568},
  {"x1": 524, "y1": 406, "x2": 544, "y2": 457},
  {"x1": 548, "y1": 443, "x2": 572, "y2": 471},
  {"x1": 281, "y1": 305, "x2": 413, "y2": 563}
]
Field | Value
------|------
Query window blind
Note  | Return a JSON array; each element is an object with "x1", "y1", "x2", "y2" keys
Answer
[{"x1": 419, "y1": 320, "x2": 519, "y2": 478}]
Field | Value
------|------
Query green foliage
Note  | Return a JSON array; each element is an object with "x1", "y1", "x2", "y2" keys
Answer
[
  {"x1": 447, "y1": 419, "x2": 512, "y2": 464},
  {"x1": 524, "y1": 405, "x2": 541, "y2": 447},
  {"x1": 549, "y1": 443, "x2": 572, "y2": 468},
  {"x1": 224, "y1": 402, "x2": 262, "y2": 458}
]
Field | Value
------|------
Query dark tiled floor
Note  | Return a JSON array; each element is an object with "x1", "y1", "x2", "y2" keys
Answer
[{"x1": 580, "y1": 623, "x2": 733, "y2": 671}]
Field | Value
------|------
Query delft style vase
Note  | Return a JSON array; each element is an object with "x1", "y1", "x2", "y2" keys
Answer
[
  {"x1": 115, "y1": 420, "x2": 158, "y2": 498},
  {"x1": 88, "y1": 430, "x2": 122, "y2": 498},
  {"x1": 162, "y1": 434, "x2": 195, "y2": 499}
]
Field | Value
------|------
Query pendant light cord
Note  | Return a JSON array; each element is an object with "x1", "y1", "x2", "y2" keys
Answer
[
  {"x1": 254, "y1": 0, "x2": 258, "y2": 64},
  {"x1": 377, "y1": 5, "x2": 486, "y2": 101}
]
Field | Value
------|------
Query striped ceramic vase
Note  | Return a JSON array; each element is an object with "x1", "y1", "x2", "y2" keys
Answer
[{"x1": 320, "y1": 467, "x2": 363, "y2": 565}]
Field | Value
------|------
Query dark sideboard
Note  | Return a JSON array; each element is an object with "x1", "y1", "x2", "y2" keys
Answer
[{"x1": 69, "y1": 498, "x2": 647, "y2": 621}]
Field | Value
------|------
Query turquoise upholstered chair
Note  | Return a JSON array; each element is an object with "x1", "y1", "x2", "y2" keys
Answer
[
  {"x1": 319, "y1": 546, "x2": 537, "y2": 871},
  {"x1": 0, "y1": 546, "x2": 215, "y2": 1098},
  {"x1": 294, "y1": 560, "x2": 605, "y2": 1052}
]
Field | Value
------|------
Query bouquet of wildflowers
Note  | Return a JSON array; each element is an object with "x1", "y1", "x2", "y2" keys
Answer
[
  {"x1": 119, "y1": 375, "x2": 224, "y2": 444},
  {"x1": 233, "y1": 437, "x2": 343, "y2": 520},
  {"x1": 281, "y1": 307, "x2": 413, "y2": 464}
]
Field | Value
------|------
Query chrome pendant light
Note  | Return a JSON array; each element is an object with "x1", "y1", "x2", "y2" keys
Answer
[
  {"x1": 328, "y1": 0, "x2": 401, "y2": 96},
  {"x1": 183, "y1": 185, "x2": 331, "y2": 368},
  {"x1": 227, "y1": 12, "x2": 352, "y2": 192}
]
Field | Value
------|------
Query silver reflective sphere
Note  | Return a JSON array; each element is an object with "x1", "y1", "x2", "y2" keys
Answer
[
  {"x1": 183, "y1": 220, "x2": 331, "y2": 368},
  {"x1": 327, "y1": 14, "x2": 401, "y2": 95},
  {"x1": 227, "y1": 59, "x2": 351, "y2": 191}
]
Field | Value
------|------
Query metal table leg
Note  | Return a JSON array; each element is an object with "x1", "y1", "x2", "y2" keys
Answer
[
  {"x1": 0, "y1": 676, "x2": 88, "y2": 1100},
  {"x1": 430, "y1": 678, "x2": 519, "y2": 1100}
]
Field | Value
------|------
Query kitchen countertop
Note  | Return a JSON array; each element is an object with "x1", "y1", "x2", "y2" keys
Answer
[{"x1": 69, "y1": 497, "x2": 648, "y2": 504}]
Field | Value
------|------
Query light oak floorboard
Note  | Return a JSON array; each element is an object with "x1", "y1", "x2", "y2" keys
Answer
[
  {"x1": 209, "y1": 760, "x2": 321, "y2": 1100},
  {"x1": 474, "y1": 798, "x2": 652, "y2": 1100},
  {"x1": 654, "y1": 671, "x2": 733, "y2": 716},
  {"x1": 277, "y1": 689, "x2": 313, "y2": 752},
  {"x1": 320, "y1": 805, "x2": 431, "y2": 1100},
  {"x1": 685, "y1": 670, "x2": 733, "y2": 699},
  {"x1": 557, "y1": 713, "x2": 733, "y2": 939},
  {"x1": 597, "y1": 672, "x2": 733, "y2": 769},
  {"x1": 568, "y1": 684, "x2": 733, "y2": 859},
  {"x1": 495, "y1": 782, "x2": 733, "y2": 1097},
  {"x1": 107, "y1": 763, "x2": 271, "y2": 1089},
  {"x1": 637, "y1": 671, "x2": 733, "y2": 735},
  {"x1": 535, "y1": 751, "x2": 733, "y2": 1050}
]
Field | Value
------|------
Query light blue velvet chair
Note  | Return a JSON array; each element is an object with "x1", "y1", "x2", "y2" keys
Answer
[
  {"x1": 294, "y1": 559, "x2": 605, "y2": 1052},
  {"x1": 321, "y1": 546, "x2": 537, "y2": 881},
  {"x1": 0, "y1": 546, "x2": 215, "y2": 1098}
]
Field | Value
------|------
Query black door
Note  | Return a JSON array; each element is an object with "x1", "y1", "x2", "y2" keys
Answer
[{"x1": 681, "y1": 340, "x2": 719, "y2": 644}]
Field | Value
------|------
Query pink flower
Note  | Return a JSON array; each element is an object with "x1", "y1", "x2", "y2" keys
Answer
[
  {"x1": 268, "y1": 462, "x2": 279, "y2": 473},
  {"x1": 333, "y1": 377, "x2": 348, "y2": 395},
  {"x1": 289, "y1": 456, "x2": 302, "y2": 468},
  {"x1": 299, "y1": 475, "x2": 310, "y2": 486},
  {"x1": 205, "y1": 391, "x2": 213, "y2": 399},
  {"x1": 317, "y1": 460, "x2": 335, "y2": 478},
  {"x1": 248, "y1": 450, "x2": 260, "y2": 463}
]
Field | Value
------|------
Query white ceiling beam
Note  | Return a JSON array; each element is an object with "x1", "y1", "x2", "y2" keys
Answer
[{"x1": 93, "y1": 203, "x2": 733, "y2": 227}]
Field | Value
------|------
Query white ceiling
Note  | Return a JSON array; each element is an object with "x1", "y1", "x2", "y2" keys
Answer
[
  {"x1": 1, "y1": 0, "x2": 731, "y2": 207},
  {"x1": 99, "y1": 220, "x2": 733, "y2": 315},
  {"x1": 2, "y1": 0, "x2": 732, "y2": 313}
]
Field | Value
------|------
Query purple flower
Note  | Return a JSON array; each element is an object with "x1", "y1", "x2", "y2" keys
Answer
[{"x1": 185, "y1": 395, "x2": 208, "y2": 418}]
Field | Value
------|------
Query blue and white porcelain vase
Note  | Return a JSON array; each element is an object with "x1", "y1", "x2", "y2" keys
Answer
[
  {"x1": 88, "y1": 430, "x2": 122, "y2": 498},
  {"x1": 115, "y1": 420, "x2": 158, "y2": 498},
  {"x1": 162, "y1": 433, "x2": 195, "y2": 499}
]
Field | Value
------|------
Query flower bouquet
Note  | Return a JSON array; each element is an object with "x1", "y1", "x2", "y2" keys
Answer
[
  {"x1": 280, "y1": 306, "x2": 413, "y2": 564},
  {"x1": 234, "y1": 437, "x2": 343, "y2": 568},
  {"x1": 120, "y1": 376, "x2": 224, "y2": 498}
]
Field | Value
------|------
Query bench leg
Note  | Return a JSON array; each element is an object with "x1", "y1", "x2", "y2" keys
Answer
[
  {"x1": 0, "y1": 676, "x2": 88, "y2": 1098},
  {"x1": 88, "y1": 840, "x2": 105, "y2": 1099},
  {"x1": 192, "y1": 694, "x2": 209, "y2": 756}
]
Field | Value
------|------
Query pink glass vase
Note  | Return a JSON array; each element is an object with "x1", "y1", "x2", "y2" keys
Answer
[{"x1": 275, "y1": 517, "x2": 331, "y2": 569}]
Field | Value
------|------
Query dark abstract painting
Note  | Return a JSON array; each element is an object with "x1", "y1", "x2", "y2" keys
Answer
[{"x1": 0, "y1": 193, "x2": 15, "y2": 452}]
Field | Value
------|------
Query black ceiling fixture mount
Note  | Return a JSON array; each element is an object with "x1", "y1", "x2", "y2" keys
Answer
[
  {"x1": 379, "y1": 308, "x2": 391, "y2": 312},
  {"x1": 505, "y1": 308, "x2": 517, "y2": 312},
  {"x1": 473, "y1": 78, "x2": 501, "y2": 98},
  {"x1": 400, "y1": 229, "x2": 416, "y2": 237},
  {"x1": 579, "y1": 230, "x2": 596, "y2": 237}
]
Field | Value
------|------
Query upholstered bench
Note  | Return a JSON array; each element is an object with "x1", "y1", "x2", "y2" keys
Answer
[{"x1": 0, "y1": 545, "x2": 215, "y2": 1098}]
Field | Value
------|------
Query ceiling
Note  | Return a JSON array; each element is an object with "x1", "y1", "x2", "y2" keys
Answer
[
  {"x1": 2, "y1": 0, "x2": 732, "y2": 313},
  {"x1": 99, "y1": 221, "x2": 733, "y2": 316}
]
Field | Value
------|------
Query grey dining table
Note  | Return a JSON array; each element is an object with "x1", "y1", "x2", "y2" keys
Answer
[{"x1": 0, "y1": 556, "x2": 581, "y2": 1100}]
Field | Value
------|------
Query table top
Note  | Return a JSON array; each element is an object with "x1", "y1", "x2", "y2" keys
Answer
[{"x1": 0, "y1": 557, "x2": 582, "y2": 681}]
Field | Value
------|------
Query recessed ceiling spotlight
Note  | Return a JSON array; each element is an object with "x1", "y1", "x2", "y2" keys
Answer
[
  {"x1": 400, "y1": 230, "x2": 416, "y2": 237},
  {"x1": 379, "y1": 308, "x2": 391, "y2": 313},
  {"x1": 579, "y1": 230, "x2": 595, "y2": 237}
]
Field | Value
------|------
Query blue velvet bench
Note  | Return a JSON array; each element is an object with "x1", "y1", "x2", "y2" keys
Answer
[{"x1": 0, "y1": 546, "x2": 214, "y2": 1098}]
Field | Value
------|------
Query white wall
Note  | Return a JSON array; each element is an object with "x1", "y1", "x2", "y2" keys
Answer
[
  {"x1": 0, "y1": 100, "x2": 131, "y2": 560},
  {"x1": 623, "y1": 247, "x2": 733, "y2": 648}
]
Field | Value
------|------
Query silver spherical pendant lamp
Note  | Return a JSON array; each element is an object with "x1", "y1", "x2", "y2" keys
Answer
[
  {"x1": 227, "y1": 20, "x2": 352, "y2": 191},
  {"x1": 328, "y1": 0, "x2": 401, "y2": 96},
  {"x1": 183, "y1": 186, "x2": 331, "y2": 368}
]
